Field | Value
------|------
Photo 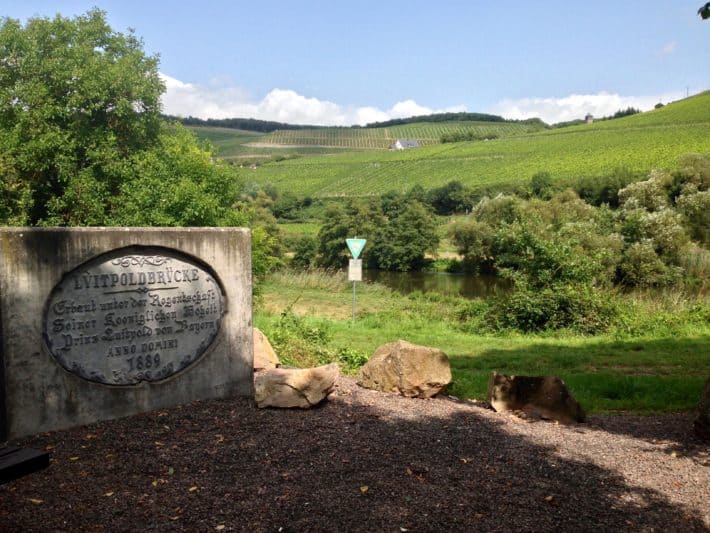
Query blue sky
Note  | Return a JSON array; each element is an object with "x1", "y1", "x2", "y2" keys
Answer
[{"x1": 4, "y1": 1, "x2": 709, "y2": 124}]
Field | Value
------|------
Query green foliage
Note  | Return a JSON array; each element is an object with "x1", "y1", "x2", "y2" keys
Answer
[
  {"x1": 316, "y1": 197, "x2": 438, "y2": 272},
  {"x1": 449, "y1": 219, "x2": 496, "y2": 273},
  {"x1": 618, "y1": 170, "x2": 671, "y2": 211},
  {"x1": 530, "y1": 171, "x2": 553, "y2": 199},
  {"x1": 266, "y1": 310, "x2": 367, "y2": 373},
  {"x1": 272, "y1": 192, "x2": 313, "y2": 220},
  {"x1": 290, "y1": 235, "x2": 319, "y2": 270},
  {"x1": 110, "y1": 124, "x2": 245, "y2": 226},
  {"x1": 246, "y1": 92, "x2": 710, "y2": 198},
  {"x1": 0, "y1": 9, "x2": 163, "y2": 225},
  {"x1": 487, "y1": 283, "x2": 620, "y2": 335},
  {"x1": 316, "y1": 200, "x2": 384, "y2": 268},
  {"x1": 575, "y1": 168, "x2": 641, "y2": 207},
  {"x1": 618, "y1": 240, "x2": 673, "y2": 287},
  {"x1": 676, "y1": 188, "x2": 710, "y2": 245},
  {"x1": 426, "y1": 180, "x2": 474, "y2": 214},
  {"x1": 440, "y1": 131, "x2": 499, "y2": 143},
  {"x1": 0, "y1": 10, "x2": 283, "y2": 297},
  {"x1": 370, "y1": 199, "x2": 439, "y2": 271}
]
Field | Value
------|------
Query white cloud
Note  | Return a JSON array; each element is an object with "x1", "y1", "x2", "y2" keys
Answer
[
  {"x1": 489, "y1": 91, "x2": 684, "y2": 124},
  {"x1": 159, "y1": 73, "x2": 467, "y2": 126},
  {"x1": 659, "y1": 41, "x2": 677, "y2": 56}
]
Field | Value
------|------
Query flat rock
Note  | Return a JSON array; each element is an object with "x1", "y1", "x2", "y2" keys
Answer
[
  {"x1": 357, "y1": 340, "x2": 451, "y2": 398},
  {"x1": 254, "y1": 363, "x2": 339, "y2": 408},
  {"x1": 253, "y1": 327, "x2": 280, "y2": 370},
  {"x1": 487, "y1": 371, "x2": 586, "y2": 424}
]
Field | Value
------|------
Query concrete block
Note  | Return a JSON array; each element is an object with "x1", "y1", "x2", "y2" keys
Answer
[{"x1": 0, "y1": 227, "x2": 253, "y2": 440}]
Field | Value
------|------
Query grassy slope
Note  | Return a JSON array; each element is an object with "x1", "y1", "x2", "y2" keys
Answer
[
  {"x1": 247, "y1": 91, "x2": 710, "y2": 197},
  {"x1": 255, "y1": 272, "x2": 710, "y2": 414},
  {"x1": 189, "y1": 126, "x2": 265, "y2": 158}
]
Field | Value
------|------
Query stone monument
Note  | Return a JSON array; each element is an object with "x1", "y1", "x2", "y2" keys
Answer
[{"x1": 0, "y1": 227, "x2": 253, "y2": 440}]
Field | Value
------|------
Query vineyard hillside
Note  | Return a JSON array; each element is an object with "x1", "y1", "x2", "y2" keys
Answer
[
  {"x1": 255, "y1": 120, "x2": 545, "y2": 149},
  {"x1": 244, "y1": 91, "x2": 710, "y2": 197}
]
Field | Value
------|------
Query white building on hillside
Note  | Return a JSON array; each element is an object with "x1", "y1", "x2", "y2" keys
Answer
[{"x1": 392, "y1": 139, "x2": 420, "y2": 150}]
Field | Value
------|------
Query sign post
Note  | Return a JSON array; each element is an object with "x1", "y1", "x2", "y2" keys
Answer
[{"x1": 346, "y1": 239, "x2": 366, "y2": 321}]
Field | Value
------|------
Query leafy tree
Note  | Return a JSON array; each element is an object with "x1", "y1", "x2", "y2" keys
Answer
[
  {"x1": 426, "y1": 180, "x2": 474, "y2": 214},
  {"x1": 575, "y1": 168, "x2": 641, "y2": 207},
  {"x1": 316, "y1": 200, "x2": 384, "y2": 268},
  {"x1": 370, "y1": 199, "x2": 439, "y2": 271},
  {"x1": 0, "y1": 10, "x2": 283, "y2": 292},
  {"x1": 449, "y1": 219, "x2": 496, "y2": 273},
  {"x1": 0, "y1": 9, "x2": 163, "y2": 224},
  {"x1": 110, "y1": 123, "x2": 246, "y2": 227},
  {"x1": 290, "y1": 235, "x2": 319, "y2": 270},
  {"x1": 316, "y1": 198, "x2": 437, "y2": 271}
]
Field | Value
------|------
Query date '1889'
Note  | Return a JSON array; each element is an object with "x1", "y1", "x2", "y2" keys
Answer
[{"x1": 127, "y1": 353, "x2": 161, "y2": 372}]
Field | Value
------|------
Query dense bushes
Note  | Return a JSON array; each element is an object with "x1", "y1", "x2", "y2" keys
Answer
[
  {"x1": 311, "y1": 196, "x2": 439, "y2": 272},
  {"x1": 443, "y1": 156, "x2": 709, "y2": 332}
]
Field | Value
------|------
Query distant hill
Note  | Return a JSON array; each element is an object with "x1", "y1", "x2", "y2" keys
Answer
[
  {"x1": 166, "y1": 115, "x2": 319, "y2": 133},
  {"x1": 187, "y1": 115, "x2": 548, "y2": 155},
  {"x1": 254, "y1": 120, "x2": 546, "y2": 149},
  {"x1": 171, "y1": 110, "x2": 532, "y2": 134},
  {"x1": 242, "y1": 91, "x2": 710, "y2": 197}
]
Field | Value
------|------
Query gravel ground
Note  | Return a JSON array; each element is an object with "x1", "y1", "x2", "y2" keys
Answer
[{"x1": 1, "y1": 376, "x2": 708, "y2": 532}]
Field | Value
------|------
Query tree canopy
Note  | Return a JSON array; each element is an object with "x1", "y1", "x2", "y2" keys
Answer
[
  {"x1": 0, "y1": 9, "x2": 282, "y2": 286},
  {"x1": 0, "y1": 9, "x2": 165, "y2": 225}
]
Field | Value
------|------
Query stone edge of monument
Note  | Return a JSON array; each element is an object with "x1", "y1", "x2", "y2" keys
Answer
[{"x1": 0, "y1": 227, "x2": 253, "y2": 441}]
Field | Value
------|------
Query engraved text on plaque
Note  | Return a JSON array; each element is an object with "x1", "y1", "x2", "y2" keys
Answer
[{"x1": 43, "y1": 247, "x2": 225, "y2": 385}]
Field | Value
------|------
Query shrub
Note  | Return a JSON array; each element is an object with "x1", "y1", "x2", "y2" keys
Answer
[
  {"x1": 575, "y1": 168, "x2": 641, "y2": 207},
  {"x1": 266, "y1": 310, "x2": 368, "y2": 373},
  {"x1": 676, "y1": 187, "x2": 710, "y2": 245},
  {"x1": 618, "y1": 240, "x2": 672, "y2": 287},
  {"x1": 487, "y1": 283, "x2": 619, "y2": 334},
  {"x1": 618, "y1": 170, "x2": 671, "y2": 212},
  {"x1": 290, "y1": 236, "x2": 319, "y2": 270},
  {"x1": 448, "y1": 219, "x2": 496, "y2": 274},
  {"x1": 530, "y1": 171, "x2": 553, "y2": 199}
]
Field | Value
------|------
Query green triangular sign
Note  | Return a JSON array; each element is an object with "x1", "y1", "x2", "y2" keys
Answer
[{"x1": 346, "y1": 238, "x2": 367, "y2": 259}]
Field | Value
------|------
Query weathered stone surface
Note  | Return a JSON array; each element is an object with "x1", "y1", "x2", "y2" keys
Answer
[
  {"x1": 694, "y1": 378, "x2": 710, "y2": 441},
  {"x1": 487, "y1": 372, "x2": 586, "y2": 424},
  {"x1": 43, "y1": 248, "x2": 225, "y2": 385},
  {"x1": 253, "y1": 328, "x2": 280, "y2": 370},
  {"x1": 254, "y1": 363, "x2": 339, "y2": 408},
  {"x1": 357, "y1": 340, "x2": 451, "y2": 398},
  {"x1": 0, "y1": 227, "x2": 253, "y2": 440}
]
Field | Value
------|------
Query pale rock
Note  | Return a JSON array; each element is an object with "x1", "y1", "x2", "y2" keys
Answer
[
  {"x1": 254, "y1": 363, "x2": 339, "y2": 408},
  {"x1": 253, "y1": 327, "x2": 280, "y2": 370},
  {"x1": 357, "y1": 340, "x2": 452, "y2": 398}
]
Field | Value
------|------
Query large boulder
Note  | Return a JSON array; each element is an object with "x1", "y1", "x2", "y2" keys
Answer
[
  {"x1": 253, "y1": 327, "x2": 280, "y2": 370},
  {"x1": 357, "y1": 340, "x2": 451, "y2": 398},
  {"x1": 694, "y1": 378, "x2": 710, "y2": 441},
  {"x1": 487, "y1": 372, "x2": 586, "y2": 424},
  {"x1": 254, "y1": 363, "x2": 339, "y2": 408}
]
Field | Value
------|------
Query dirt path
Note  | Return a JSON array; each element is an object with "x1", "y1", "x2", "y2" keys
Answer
[{"x1": 1, "y1": 376, "x2": 708, "y2": 531}]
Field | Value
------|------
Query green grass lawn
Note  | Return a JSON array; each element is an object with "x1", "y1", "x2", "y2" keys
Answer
[
  {"x1": 278, "y1": 221, "x2": 322, "y2": 239},
  {"x1": 255, "y1": 270, "x2": 710, "y2": 415}
]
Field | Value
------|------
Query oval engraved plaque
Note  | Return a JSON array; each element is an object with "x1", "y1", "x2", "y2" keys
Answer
[{"x1": 43, "y1": 247, "x2": 225, "y2": 385}]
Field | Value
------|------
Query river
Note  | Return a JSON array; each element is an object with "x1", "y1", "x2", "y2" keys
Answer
[{"x1": 363, "y1": 270, "x2": 511, "y2": 299}]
